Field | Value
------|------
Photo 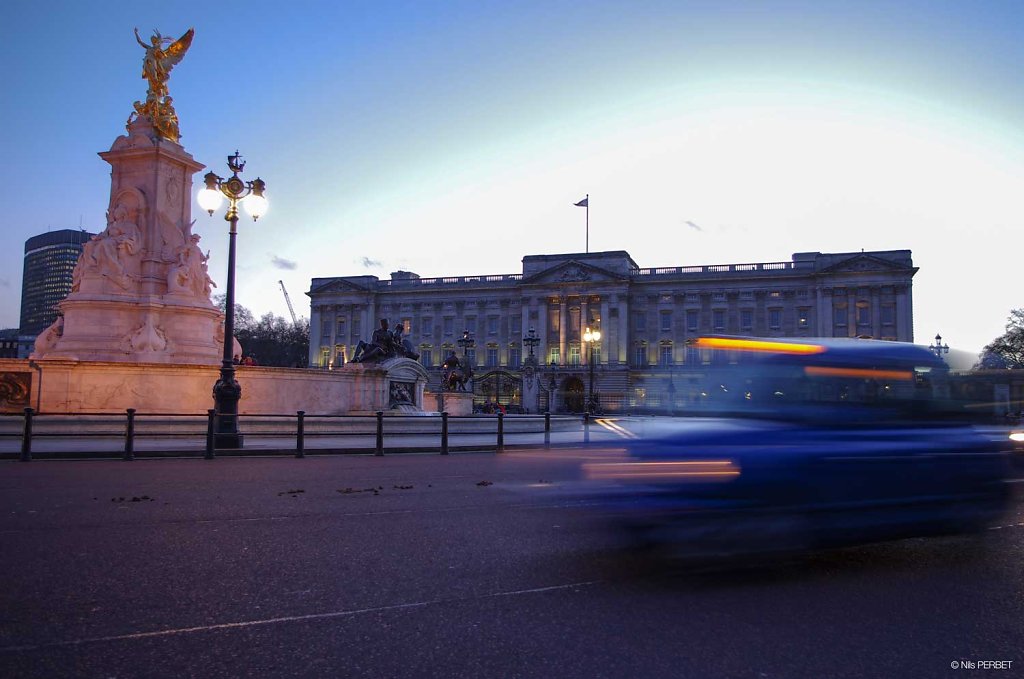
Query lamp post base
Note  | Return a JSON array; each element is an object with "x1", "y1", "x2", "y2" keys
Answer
[
  {"x1": 213, "y1": 432, "x2": 244, "y2": 449},
  {"x1": 212, "y1": 367, "x2": 243, "y2": 450}
]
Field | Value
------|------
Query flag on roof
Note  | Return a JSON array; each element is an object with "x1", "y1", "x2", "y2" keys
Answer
[{"x1": 574, "y1": 197, "x2": 588, "y2": 207}]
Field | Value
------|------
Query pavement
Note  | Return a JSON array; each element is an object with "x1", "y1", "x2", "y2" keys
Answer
[{"x1": 1, "y1": 440, "x2": 1022, "y2": 678}]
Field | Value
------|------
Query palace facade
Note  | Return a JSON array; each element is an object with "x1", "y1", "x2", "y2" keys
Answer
[{"x1": 307, "y1": 249, "x2": 917, "y2": 413}]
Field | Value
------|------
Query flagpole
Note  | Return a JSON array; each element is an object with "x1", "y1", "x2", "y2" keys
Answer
[{"x1": 585, "y1": 193, "x2": 589, "y2": 253}]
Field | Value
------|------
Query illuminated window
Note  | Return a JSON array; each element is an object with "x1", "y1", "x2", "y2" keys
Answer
[
  {"x1": 797, "y1": 308, "x2": 810, "y2": 328},
  {"x1": 568, "y1": 344, "x2": 581, "y2": 366},
  {"x1": 548, "y1": 346, "x2": 560, "y2": 365}
]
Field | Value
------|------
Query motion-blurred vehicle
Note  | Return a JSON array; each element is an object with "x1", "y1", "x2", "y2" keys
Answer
[{"x1": 582, "y1": 337, "x2": 1017, "y2": 558}]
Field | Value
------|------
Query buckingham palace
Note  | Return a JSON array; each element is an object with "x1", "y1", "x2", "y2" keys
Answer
[{"x1": 307, "y1": 249, "x2": 917, "y2": 413}]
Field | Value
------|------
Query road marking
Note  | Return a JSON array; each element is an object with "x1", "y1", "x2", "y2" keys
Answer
[
  {"x1": 0, "y1": 580, "x2": 601, "y2": 653},
  {"x1": 595, "y1": 419, "x2": 640, "y2": 439}
]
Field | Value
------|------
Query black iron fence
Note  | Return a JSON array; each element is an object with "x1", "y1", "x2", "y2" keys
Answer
[{"x1": 2, "y1": 408, "x2": 595, "y2": 460}]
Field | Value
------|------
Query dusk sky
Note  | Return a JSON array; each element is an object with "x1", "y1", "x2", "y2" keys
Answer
[{"x1": 3, "y1": 0, "x2": 1022, "y2": 357}]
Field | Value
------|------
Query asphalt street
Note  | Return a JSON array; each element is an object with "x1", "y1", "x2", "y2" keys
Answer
[{"x1": 1, "y1": 448, "x2": 1022, "y2": 678}]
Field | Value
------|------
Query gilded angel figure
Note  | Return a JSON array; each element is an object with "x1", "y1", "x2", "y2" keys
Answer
[{"x1": 134, "y1": 27, "x2": 194, "y2": 100}]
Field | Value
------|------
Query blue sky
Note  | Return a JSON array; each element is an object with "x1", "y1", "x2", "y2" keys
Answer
[{"x1": 3, "y1": 0, "x2": 1023, "y2": 355}]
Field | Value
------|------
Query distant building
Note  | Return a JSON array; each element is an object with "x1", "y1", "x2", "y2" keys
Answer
[
  {"x1": 307, "y1": 249, "x2": 917, "y2": 413},
  {"x1": 19, "y1": 229, "x2": 94, "y2": 354},
  {"x1": 0, "y1": 328, "x2": 18, "y2": 358}
]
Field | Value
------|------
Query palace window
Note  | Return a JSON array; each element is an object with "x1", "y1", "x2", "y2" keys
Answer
[
  {"x1": 741, "y1": 309, "x2": 753, "y2": 329},
  {"x1": 508, "y1": 345, "x2": 521, "y2": 368},
  {"x1": 334, "y1": 345, "x2": 346, "y2": 366},
  {"x1": 797, "y1": 308, "x2": 810, "y2": 328},
  {"x1": 881, "y1": 305, "x2": 895, "y2": 325},
  {"x1": 634, "y1": 311, "x2": 647, "y2": 332},
  {"x1": 443, "y1": 317, "x2": 454, "y2": 336},
  {"x1": 336, "y1": 319, "x2": 346, "y2": 341},
  {"x1": 548, "y1": 346, "x2": 560, "y2": 365},
  {"x1": 660, "y1": 344, "x2": 674, "y2": 366},
  {"x1": 833, "y1": 305, "x2": 847, "y2": 326},
  {"x1": 856, "y1": 303, "x2": 870, "y2": 326},
  {"x1": 420, "y1": 347, "x2": 433, "y2": 368},
  {"x1": 465, "y1": 347, "x2": 476, "y2": 366},
  {"x1": 421, "y1": 317, "x2": 433, "y2": 336},
  {"x1": 549, "y1": 307, "x2": 560, "y2": 334},
  {"x1": 769, "y1": 308, "x2": 782, "y2": 329},
  {"x1": 486, "y1": 345, "x2": 499, "y2": 367},
  {"x1": 568, "y1": 343, "x2": 581, "y2": 366},
  {"x1": 660, "y1": 311, "x2": 672, "y2": 332},
  {"x1": 713, "y1": 309, "x2": 725, "y2": 331},
  {"x1": 634, "y1": 344, "x2": 648, "y2": 367},
  {"x1": 352, "y1": 318, "x2": 361, "y2": 340},
  {"x1": 686, "y1": 310, "x2": 699, "y2": 332},
  {"x1": 488, "y1": 317, "x2": 499, "y2": 335}
]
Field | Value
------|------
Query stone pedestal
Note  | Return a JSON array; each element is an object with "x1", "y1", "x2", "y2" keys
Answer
[
  {"x1": 430, "y1": 391, "x2": 474, "y2": 416},
  {"x1": 35, "y1": 118, "x2": 224, "y2": 365}
]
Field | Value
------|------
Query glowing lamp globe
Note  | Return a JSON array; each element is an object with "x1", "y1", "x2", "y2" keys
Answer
[{"x1": 197, "y1": 187, "x2": 223, "y2": 215}]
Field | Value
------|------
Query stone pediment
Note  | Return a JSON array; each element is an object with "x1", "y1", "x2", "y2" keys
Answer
[
  {"x1": 308, "y1": 278, "x2": 371, "y2": 295},
  {"x1": 819, "y1": 254, "x2": 915, "y2": 274},
  {"x1": 523, "y1": 260, "x2": 627, "y2": 285}
]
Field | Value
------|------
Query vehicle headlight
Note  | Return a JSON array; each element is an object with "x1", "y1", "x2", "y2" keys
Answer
[{"x1": 583, "y1": 459, "x2": 740, "y2": 482}]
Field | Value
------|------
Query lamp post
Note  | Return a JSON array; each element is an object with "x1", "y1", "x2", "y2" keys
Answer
[
  {"x1": 197, "y1": 151, "x2": 268, "y2": 449},
  {"x1": 929, "y1": 333, "x2": 950, "y2": 360},
  {"x1": 583, "y1": 326, "x2": 601, "y2": 415},
  {"x1": 523, "y1": 326, "x2": 539, "y2": 366}
]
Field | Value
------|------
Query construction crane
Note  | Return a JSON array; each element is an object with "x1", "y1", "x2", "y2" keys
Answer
[{"x1": 278, "y1": 280, "x2": 299, "y2": 326}]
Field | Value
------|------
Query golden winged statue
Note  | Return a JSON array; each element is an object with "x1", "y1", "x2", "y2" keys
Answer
[{"x1": 131, "y1": 28, "x2": 194, "y2": 143}]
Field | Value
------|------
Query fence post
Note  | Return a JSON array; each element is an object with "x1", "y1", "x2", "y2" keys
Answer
[
  {"x1": 205, "y1": 409, "x2": 216, "y2": 460},
  {"x1": 20, "y1": 407, "x2": 33, "y2": 462},
  {"x1": 583, "y1": 412, "x2": 590, "y2": 444},
  {"x1": 375, "y1": 411, "x2": 384, "y2": 456},
  {"x1": 544, "y1": 411, "x2": 551, "y2": 449},
  {"x1": 124, "y1": 408, "x2": 136, "y2": 461},
  {"x1": 296, "y1": 411, "x2": 305, "y2": 458},
  {"x1": 497, "y1": 412, "x2": 505, "y2": 453},
  {"x1": 441, "y1": 411, "x2": 449, "y2": 455}
]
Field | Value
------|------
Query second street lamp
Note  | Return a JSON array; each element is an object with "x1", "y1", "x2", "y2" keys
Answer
[
  {"x1": 197, "y1": 151, "x2": 268, "y2": 449},
  {"x1": 583, "y1": 326, "x2": 601, "y2": 415}
]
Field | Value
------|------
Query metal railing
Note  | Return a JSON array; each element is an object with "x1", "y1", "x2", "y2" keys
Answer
[{"x1": 1, "y1": 408, "x2": 587, "y2": 460}]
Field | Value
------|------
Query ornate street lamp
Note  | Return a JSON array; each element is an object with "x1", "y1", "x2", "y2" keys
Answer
[
  {"x1": 523, "y1": 326, "x2": 540, "y2": 366},
  {"x1": 583, "y1": 326, "x2": 601, "y2": 415},
  {"x1": 197, "y1": 151, "x2": 268, "y2": 449},
  {"x1": 929, "y1": 333, "x2": 950, "y2": 360}
]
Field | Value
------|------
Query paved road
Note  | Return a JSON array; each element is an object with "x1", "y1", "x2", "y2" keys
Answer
[{"x1": 1, "y1": 449, "x2": 1021, "y2": 678}]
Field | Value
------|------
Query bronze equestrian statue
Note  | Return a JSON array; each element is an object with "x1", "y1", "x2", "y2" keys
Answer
[{"x1": 441, "y1": 351, "x2": 473, "y2": 392}]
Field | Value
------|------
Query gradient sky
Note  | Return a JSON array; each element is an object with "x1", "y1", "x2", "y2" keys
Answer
[{"x1": 3, "y1": 0, "x2": 1022, "y2": 357}]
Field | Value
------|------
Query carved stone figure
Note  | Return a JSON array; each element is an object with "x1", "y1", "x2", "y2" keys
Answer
[
  {"x1": 127, "y1": 317, "x2": 168, "y2": 353},
  {"x1": 131, "y1": 28, "x2": 194, "y2": 142},
  {"x1": 166, "y1": 234, "x2": 213, "y2": 298},
  {"x1": 31, "y1": 316, "x2": 63, "y2": 358},
  {"x1": 83, "y1": 204, "x2": 141, "y2": 290}
]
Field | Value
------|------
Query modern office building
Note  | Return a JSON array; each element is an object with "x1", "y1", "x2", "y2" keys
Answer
[
  {"x1": 307, "y1": 249, "x2": 917, "y2": 413},
  {"x1": 19, "y1": 229, "x2": 95, "y2": 349}
]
